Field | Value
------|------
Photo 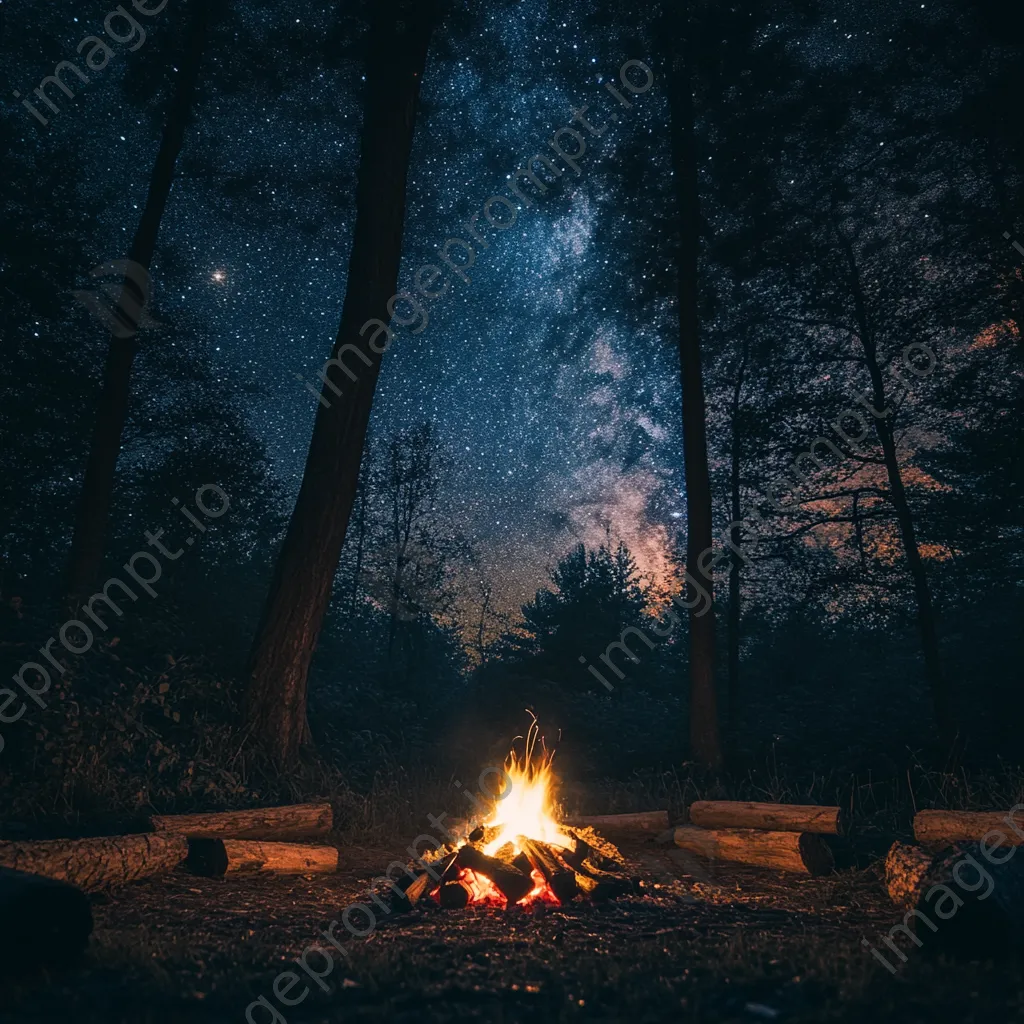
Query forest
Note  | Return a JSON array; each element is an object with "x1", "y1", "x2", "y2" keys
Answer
[{"x1": 1, "y1": 0, "x2": 1022, "y2": 1021}]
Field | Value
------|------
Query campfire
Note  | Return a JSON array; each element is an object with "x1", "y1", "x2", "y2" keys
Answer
[{"x1": 398, "y1": 722, "x2": 640, "y2": 911}]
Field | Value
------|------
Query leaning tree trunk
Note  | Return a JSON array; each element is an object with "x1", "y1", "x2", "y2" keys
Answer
[
  {"x1": 839, "y1": 234, "x2": 956, "y2": 746},
  {"x1": 64, "y1": 0, "x2": 215, "y2": 604},
  {"x1": 245, "y1": 0, "x2": 437, "y2": 765},
  {"x1": 667, "y1": 23, "x2": 722, "y2": 770}
]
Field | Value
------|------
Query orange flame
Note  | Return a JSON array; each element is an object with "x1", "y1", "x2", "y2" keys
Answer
[{"x1": 482, "y1": 717, "x2": 571, "y2": 856}]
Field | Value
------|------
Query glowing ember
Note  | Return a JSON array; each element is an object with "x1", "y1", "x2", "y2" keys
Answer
[
  {"x1": 482, "y1": 718, "x2": 571, "y2": 857},
  {"x1": 458, "y1": 868, "x2": 504, "y2": 906}
]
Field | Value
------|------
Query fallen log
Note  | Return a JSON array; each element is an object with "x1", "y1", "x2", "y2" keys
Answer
[
  {"x1": 569, "y1": 811, "x2": 669, "y2": 834},
  {"x1": 150, "y1": 802, "x2": 333, "y2": 840},
  {"x1": 0, "y1": 834, "x2": 187, "y2": 891},
  {"x1": 456, "y1": 844, "x2": 533, "y2": 904},
  {"x1": 519, "y1": 837, "x2": 578, "y2": 903},
  {"x1": 689, "y1": 800, "x2": 846, "y2": 835},
  {"x1": 913, "y1": 809, "x2": 1024, "y2": 847},
  {"x1": 0, "y1": 868, "x2": 93, "y2": 968},
  {"x1": 667, "y1": 825, "x2": 833, "y2": 876},
  {"x1": 883, "y1": 840, "x2": 1024, "y2": 955},
  {"x1": 185, "y1": 840, "x2": 338, "y2": 877}
]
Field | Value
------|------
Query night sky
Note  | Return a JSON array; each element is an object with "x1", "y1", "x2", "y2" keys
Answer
[{"x1": 4, "y1": 0, "x2": 920, "y2": 614}]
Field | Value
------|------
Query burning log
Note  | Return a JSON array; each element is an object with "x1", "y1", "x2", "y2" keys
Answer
[
  {"x1": 439, "y1": 881, "x2": 470, "y2": 909},
  {"x1": 570, "y1": 848, "x2": 638, "y2": 898},
  {"x1": 570, "y1": 811, "x2": 669, "y2": 834},
  {"x1": 667, "y1": 825, "x2": 834, "y2": 876},
  {"x1": 913, "y1": 810, "x2": 1024, "y2": 847},
  {"x1": 883, "y1": 840, "x2": 1024, "y2": 955},
  {"x1": 518, "y1": 837, "x2": 578, "y2": 903},
  {"x1": 398, "y1": 852, "x2": 459, "y2": 908},
  {"x1": 150, "y1": 802, "x2": 333, "y2": 840},
  {"x1": 456, "y1": 844, "x2": 533, "y2": 905},
  {"x1": 565, "y1": 830, "x2": 626, "y2": 872},
  {"x1": 561, "y1": 833, "x2": 591, "y2": 872},
  {"x1": 0, "y1": 868, "x2": 93, "y2": 967},
  {"x1": 185, "y1": 840, "x2": 338, "y2": 877},
  {"x1": 0, "y1": 834, "x2": 187, "y2": 891},
  {"x1": 689, "y1": 800, "x2": 846, "y2": 835}
]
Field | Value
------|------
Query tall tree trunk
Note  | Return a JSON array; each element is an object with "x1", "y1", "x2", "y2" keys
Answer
[
  {"x1": 64, "y1": 1, "x2": 214, "y2": 603},
  {"x1": 838, "y1": 234, "x2": 957, "y2": 745},
  {"x1": 667, "y1": 24, "x2": 722, "y2": 770},
  {"x1": 244, "y1": 1, "x2": 436, "y2": 765},
  {"x1": 727, "y1": 340, "x2": 749, "y2": 736}
]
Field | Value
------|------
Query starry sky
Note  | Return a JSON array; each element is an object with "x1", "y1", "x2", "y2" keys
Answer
[{"x1": 2, "y1": 0, "x2": 927, "y2": 615}]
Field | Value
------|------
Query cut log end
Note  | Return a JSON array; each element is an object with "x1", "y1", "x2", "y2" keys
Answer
[
  {"x1": 439, "y1": 881, "x2": 470, "y2": 909},
  {"x1": 797, "y1": 833, "x2": 835, "y2": 877},
  {"x1": 0, "y1": 868, "x2": 94, "y2": 968},
  {"x1": 883, "y1": 839, "x2": 1024, "y2": 956}
]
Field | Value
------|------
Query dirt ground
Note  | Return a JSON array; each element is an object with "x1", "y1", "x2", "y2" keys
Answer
[{"x1": 3, "y1": 838, "x2": 1023, "y2": 1023}]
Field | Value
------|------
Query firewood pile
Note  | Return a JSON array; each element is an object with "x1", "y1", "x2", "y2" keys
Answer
[
  {"x1": 0, "y1": 802, "x2": 337, "y2": 890},
  {"x1": 394, "y1": 822, "x2": 643, "y2": 912},
  {"x1": 657, "y1": 800, "x2": 843, "y2": 876},
  {"x1": 0, "y1": 801, "x2": 337, "y2": 965}
]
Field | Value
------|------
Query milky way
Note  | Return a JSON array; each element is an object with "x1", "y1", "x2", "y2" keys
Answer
[{"x1": 3, "y1": 0, "x2": 894, "y2": 613}]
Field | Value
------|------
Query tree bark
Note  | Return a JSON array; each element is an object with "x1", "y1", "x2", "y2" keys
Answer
[
  {"x1": 244, "y1": 0, "x2": 437, "y2": 765},
  {"x1": 64, "y1": 1, "x2": 214, "y2": 603},
  {"x1": 0, "y1": 868, "x2": 94, "y2": 967},
  {"x1": 185, "y1": 839, "x2": 338, "y2": 877},
  {"x1": 688, "y1": 800, "x2": 846, "y2": 834},
  {"x1": 667, "y1": 825, "x2": 834, "y2": 876},
  {"x1": 0, "y1": 834, "x2": 187, "y2": 890},
  {"x1": 837, "y1": 232, "x2": 956, "y2": 745},
  {"x1": 667, "y1": 17, "x2": 722, "y2": 770},
  {"x1": 149, "y1": 802, "x2": 333, "y2": 839},
  {"x1": 913, "y1": 809, "x2": 1024, "y2": 846}
]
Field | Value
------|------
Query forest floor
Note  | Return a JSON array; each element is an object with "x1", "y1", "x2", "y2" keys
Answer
[{"x1": 3, "y1": 835, "x2": 1023, "y2": 1023}]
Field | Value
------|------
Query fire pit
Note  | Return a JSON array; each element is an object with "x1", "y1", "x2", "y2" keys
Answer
[{"x1": 397, "y1": 723, "x2": 642, "y2": 911}]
